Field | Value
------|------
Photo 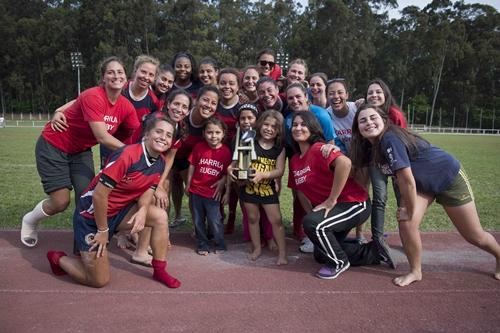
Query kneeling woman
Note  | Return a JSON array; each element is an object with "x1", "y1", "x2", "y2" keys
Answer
[
  {"x1": 350, "y1": 104, "x2": 500, "y2": 286},
  {"x1": 46, "y1": 117, "x2": 181, "y2": 288},
  {"x1": 288, "y1": 112, "x2": 394, "y2": 280}
]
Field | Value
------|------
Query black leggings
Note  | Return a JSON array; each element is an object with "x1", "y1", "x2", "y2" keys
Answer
[{"x1": 303, "y1": 200, "x2": 381, "y2": 269}]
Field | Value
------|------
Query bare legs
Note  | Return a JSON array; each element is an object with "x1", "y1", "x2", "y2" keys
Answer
[
  {"x1": 393, "y1": 194, "x2": 430, "y2": 286},
  {"x1": 244, "y1": 202, "x2": 287, "y2": 265},
  {"x1": 51, "y1": 204, "x2": 179, "y2": 288},
  {"x1": 445, "y1": 201, "x2": 500, "y2": 281},
  {"x1": 395, "y1": 195, "x2": 500, "y2": 287}
]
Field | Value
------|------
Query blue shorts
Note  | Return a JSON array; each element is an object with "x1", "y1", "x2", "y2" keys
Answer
[{"x1": 73, "y1": 203, "x2": 135, "y2": 252}]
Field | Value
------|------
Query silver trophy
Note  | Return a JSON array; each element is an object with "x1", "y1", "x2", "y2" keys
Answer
[{"x1": 232, "y1": 126, "x2": 257, "y2": 180}]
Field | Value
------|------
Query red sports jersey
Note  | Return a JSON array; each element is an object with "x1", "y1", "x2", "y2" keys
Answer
[
  {"x1": 288, "y1": 142, "x2": 367, "y2": 206},
  {"x1": 42, "y1": 87, "x2": 139, "y2": 154},
  {"x1": 215, "y1": 102, "x2": 239, "y2": 144},
  {"x1": 122, "y1": 81, "x2": 161, "y2": 144},
  {"x1": 79, "y1": 142, "x2": 165, "y2": 218},
  {"x1": 175, "y1": 117, "x2": 204, "y2": 160},
  {"x1": 188, "y1": 141, "x2": 232, "y2": 199}
]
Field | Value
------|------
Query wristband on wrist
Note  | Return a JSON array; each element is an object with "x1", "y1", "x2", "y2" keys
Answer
[{"x1": 97, "y1": 227, "x2": 109, "y2": 233}]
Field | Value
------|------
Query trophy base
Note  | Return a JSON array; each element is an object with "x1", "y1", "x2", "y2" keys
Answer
[{"x1": 234, "y1": 169, "x2": 255, "y2": 180}]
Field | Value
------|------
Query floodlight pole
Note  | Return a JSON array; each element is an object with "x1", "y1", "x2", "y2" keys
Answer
[{"x1": 70, "y1": 52, "x2": 84, "y2": 95}]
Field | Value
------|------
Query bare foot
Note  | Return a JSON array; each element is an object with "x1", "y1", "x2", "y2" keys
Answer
[
  {"x1": 276, "y1": 255, "x2": 288, "y2": 266},
  {"x1": 393, "y1": 271, "x2": 422, "y2": 287},
  {"x1": 495, "y1": 259, "x2": 500, "y2": 280},
  {"x1": 248, "y1": 248, "x2": 262, "y2": 261},
  {"x1": 116, "y1": 233, "x2": 130, "y2": 249},
  {"x1": 267, "y1": 239, "x2": 278, "y2": 251}
]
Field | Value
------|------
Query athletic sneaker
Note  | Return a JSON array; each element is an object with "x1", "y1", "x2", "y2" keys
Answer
[
  {"x1": 169, "y1": 217, "x2": 187, "y2": 228},
  {"x1": 299, "y1": 236, "x2": 314, "y2": 253},
  {"x1": 375, "y1": 238, "x2": 397, "y2": 269},
  {"x1": 316, "y1": 262, "x2": 351, "y2": 280}
]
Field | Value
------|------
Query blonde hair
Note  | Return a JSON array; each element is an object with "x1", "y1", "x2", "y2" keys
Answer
[{"x1": 133, "y1": 55, "x2": 160, "y2": 78}]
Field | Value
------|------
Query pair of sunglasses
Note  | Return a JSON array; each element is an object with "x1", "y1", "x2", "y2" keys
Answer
[{"x1": 259, "y1": 60, "x2": 275, "y2": 68}]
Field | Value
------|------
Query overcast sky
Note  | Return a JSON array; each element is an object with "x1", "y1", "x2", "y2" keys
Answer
[
  {"x1": 296, "y1": 0, "x2": 499, "y2": 18},
  {"x1": 386, "y1": 0, "x2": 499, "y2": 18}
]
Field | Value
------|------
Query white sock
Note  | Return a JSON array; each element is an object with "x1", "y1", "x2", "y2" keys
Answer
[{"x1": 23, "y1": 199, "x2": 50, "y2": 225}]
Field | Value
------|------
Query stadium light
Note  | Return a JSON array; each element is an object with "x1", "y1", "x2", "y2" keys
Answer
[{"x1": 70, "y1": 52, "x2": 84, "y2": 95}]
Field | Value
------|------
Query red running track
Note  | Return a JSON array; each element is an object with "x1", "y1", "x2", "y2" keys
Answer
[{"x1": 1, "y1": 230, "x2": 499, "y2": 332}]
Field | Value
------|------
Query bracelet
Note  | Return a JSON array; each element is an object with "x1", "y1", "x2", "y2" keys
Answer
[{"x1": 97, "y1": 227, "x2": 109, "y2": 233}]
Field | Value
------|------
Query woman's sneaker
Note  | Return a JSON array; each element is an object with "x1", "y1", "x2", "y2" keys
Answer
[
  {"x1": 316, "y1": 262, "x2": 350, "y2": 280},
  {"x1": 375, "y1": 238, "x2": 397, "y2": 269},
  {"x1": 299, "y1": 236, "x2": 314, "y2": 253}
]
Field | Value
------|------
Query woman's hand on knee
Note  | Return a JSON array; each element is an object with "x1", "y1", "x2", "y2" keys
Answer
[
  {"x1": 313, "y1": 199, "x2": 337, "y2": 218},
  {"x1": 90, "y1": 231, "x2": 109, "y2": 257}
]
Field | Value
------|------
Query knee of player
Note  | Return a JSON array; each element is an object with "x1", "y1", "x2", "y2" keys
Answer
[
  {"x1": 88, "y1": 273, "x2": 110, "y2": 288},
  {"x1": 148, "y1": 206, "x2": 168, "y2": 228}
]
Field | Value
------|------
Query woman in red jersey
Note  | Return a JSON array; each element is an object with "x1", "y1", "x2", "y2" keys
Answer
[{"x1": 21, "y1": 57, "x2": 139, "y2": 248}]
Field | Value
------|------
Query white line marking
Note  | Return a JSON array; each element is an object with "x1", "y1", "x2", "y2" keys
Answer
[{"x1": 0, "y1": 289, "x2": 498, "y2": 295}]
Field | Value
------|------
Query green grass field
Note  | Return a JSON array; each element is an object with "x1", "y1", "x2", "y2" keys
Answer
[{"x1": 1, "y1": 127, "x2": 499, "y2": 233}]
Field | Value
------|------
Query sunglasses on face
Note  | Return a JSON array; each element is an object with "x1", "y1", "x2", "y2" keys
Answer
[{"x1": 259, "y1": 60, "x2": 275, "y2": 68}]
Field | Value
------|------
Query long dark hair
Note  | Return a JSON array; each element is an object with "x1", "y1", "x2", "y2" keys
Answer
[
  {"x1": 350, "y1": 104, "x2": 427, "y2": 168},
  {"x1": 290, "y1": 111, "x2": 325, "y2": 153},
  {"x1": 365, "y1": 78, "x2": 399, "y2": 114}
]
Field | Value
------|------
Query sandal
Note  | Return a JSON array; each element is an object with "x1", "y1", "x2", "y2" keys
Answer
[
  {"x1": 196, "y1": 250, "x2": 209, "y2": 256},
  {"x1": 21, "y1": 216, "x2": 39, "y2": 247},
  {"x1": 130, "y1": 254, "x2": 153, "y2": 267}
]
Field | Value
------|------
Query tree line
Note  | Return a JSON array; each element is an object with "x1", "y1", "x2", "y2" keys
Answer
[{"x1": 1, "y1": 0, "x2": 498, "y2": 128}]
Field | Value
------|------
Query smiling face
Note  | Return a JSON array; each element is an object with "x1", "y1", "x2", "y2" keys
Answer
[
  {"x1": 199, "y1": 63, "x2": 218, "y2": 86},
  {"x1": 242, "y1": 68, "x2": 259, "y2": 92},
  {"x1": 309, "y1": 76, "x2": 326, "y2": 98},
  {"x1": 286, "y1": 87, "x2": 309, "y2": 112},
  {"x1": 257, "y1": 53, "x2": 275, "y2": 77},
  {"x1": 155, "y1": 70, "x2": 174, "y2": 94},
  {"x1": 257, "y1": 81, "x2": 279, "y2": 108},
  {"x1": 203, "y1": 123, "x2": 225, "y2": 148},
  {"x1": 174, "y1": 56, "x2": 192, "y2": 82},
  {"x1": 327, "y1": 82, "x2": 349, "y2": 112},
  {"x1": 259, "y1": 116, "x2": 278, "y2": 142},
  {"x1": 195, "y1": 90, "x2": 218, "y2": 119},
  {"x1": 291, "y1": 114, "x2": 311, "y2": 143},
  {"x1": 167, "y1": 94, "x2": 190, "y2": 123},
  {"x1": 286, "y1": 63, "x2": 306, "y2": 85},
  {"x1": 366, "y1": 83, "x2": 386, "y2": 107},
  {"x1": 133, "y1": 62, "x2": 157, "y2": 90},
  {"x1": 356, "y1": 107, "x2": 386, "y2": 143},
  {"x1": 144, "y1": 120, "x2": 175, "y2": 156},
  {"x1": 239, "y1": 110, "x2": 257, "y2": 132},
  {"x1": 102, "y1": 61, "x2": 127, "y2": 91},
  {"x1": 218, "y1": 73, "x2": 239, "y2": 103}
]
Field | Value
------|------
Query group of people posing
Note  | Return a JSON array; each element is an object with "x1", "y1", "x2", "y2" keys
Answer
[{"x1": 20, "y1": 49, "x2": 500, "y2": 289}]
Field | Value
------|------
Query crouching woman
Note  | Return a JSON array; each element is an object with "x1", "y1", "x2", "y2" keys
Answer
[{"x1": 46, "y1": 116, "x2": 181, "y2": 288}]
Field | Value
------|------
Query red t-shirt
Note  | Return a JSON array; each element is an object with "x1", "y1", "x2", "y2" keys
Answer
[
  {"x1": 188, "y1": 141, "x2": 232, "y2": 199},
  {"x1": 388, "y1": 105, "x2": 407, "y2": 128},
  {"x1": 288, "y1": 142, "x2": 367, "y2": 206},
  {"x1": 42, "y1": 86, "x2": 139, "y2": 154}
]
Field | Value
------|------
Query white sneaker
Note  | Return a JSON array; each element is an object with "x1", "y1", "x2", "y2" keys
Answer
[{"x1": 299, "y1": 237, "x2": 314, "y2": 253}]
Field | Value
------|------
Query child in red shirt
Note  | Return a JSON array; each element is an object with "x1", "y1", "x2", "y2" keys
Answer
[{"x1": 185, "y1": 118, "x2": 232, "y2": 255}]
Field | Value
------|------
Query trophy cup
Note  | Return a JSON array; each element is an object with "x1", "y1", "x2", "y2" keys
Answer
[{"x1": 232, "y1": 126, "x2": 257, "y2": 180}]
